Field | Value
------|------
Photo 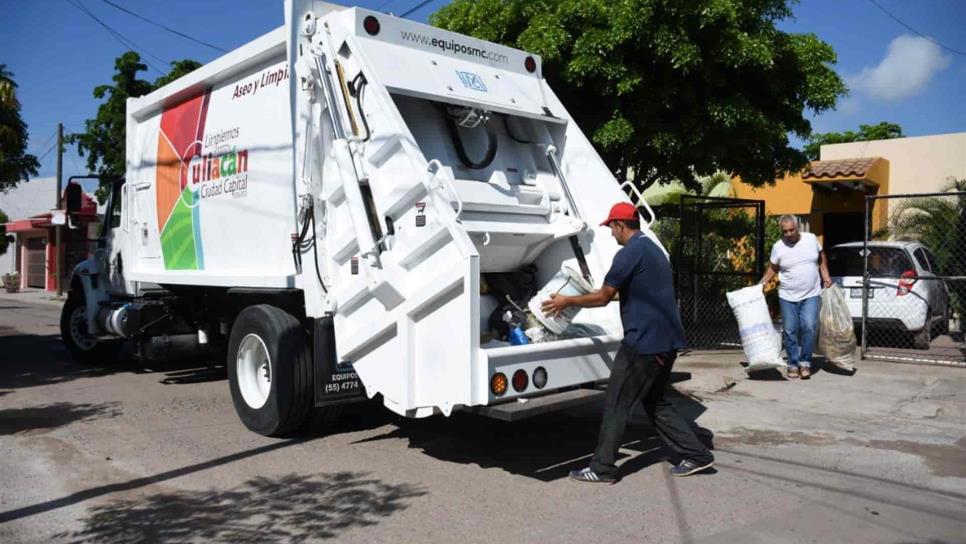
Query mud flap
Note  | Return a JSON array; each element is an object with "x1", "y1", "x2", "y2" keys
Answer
[{"x1": 314, "y1": 316, "x2": 367, "y2": 406}]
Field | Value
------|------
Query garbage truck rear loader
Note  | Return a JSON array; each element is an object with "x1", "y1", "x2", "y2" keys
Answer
[{"x1": 62, "y1": 0, "x2": 666, "y2": 436}]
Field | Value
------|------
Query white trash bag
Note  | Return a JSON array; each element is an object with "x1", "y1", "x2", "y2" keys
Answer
[
  {"x1": 819, "y1": 285, "x2": 856, "y2": 371},
  {"x1": 727, "y1": 284, "x2": 787, "y2": 374}
]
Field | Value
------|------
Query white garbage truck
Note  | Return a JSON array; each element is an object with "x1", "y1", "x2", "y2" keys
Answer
[{"x1": 62, "y1": 0, "x2": 665, "y2": 436}]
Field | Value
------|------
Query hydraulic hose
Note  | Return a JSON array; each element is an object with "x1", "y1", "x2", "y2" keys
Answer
[{"x1": 439, "y1": 104, "x2": 498, "y2": 170}]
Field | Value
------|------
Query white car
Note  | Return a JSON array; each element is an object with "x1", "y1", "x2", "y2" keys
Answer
[{"x1": 827, "y1": 241, "x2": 950, "y2": 350}]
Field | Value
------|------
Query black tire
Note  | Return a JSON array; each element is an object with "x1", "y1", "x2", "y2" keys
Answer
[
  {"x1": 227, "y1": 304, "x2": 313, "y2": 437},
  {"x1": 912, "y1": 326, "x2": 931, "y2": 350},
  {"x1": 60, "y1": 295, "x2": 121, "y2": 364}
]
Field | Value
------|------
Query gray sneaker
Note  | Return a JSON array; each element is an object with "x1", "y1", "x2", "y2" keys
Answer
[
  {"x1": 670, "y1": 459, "x2": 714, "y2": 477},
  {"x1": 569, "y1": 467, "x2": 618, "y2": 484}
]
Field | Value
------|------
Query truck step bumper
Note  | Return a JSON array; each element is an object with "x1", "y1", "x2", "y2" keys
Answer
[{"x1": 468, "y1": 386, "x2": 605, "y2": 422}]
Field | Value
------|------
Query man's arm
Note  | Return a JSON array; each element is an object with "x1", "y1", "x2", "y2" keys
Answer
[
  {"x1": 759, "y1": 262, "x2": 779, "y2": 285},
  {"x1": 819, "y1": 250, "x2": 832, "y2": 288},
  {"x1": 541, "y1": 285, "x2": 619, "y2": 317}
]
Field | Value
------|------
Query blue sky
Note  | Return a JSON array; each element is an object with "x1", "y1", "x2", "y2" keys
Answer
[{"x1": 2, "y1": 0, "x2": 964, "y2": 181}]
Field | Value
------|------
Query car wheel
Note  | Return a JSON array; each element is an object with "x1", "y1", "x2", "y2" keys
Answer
[{"x1": 912, "y1": 326, "x2": 931, "y2": 350}]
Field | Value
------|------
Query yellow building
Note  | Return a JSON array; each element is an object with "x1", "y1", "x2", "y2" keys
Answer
[
  {"x1": 732, "y1": 157, "x2": 890, "y2": 248},
  {"x1": 731, "y1": 132, "x2": 966, "y2": 248}
]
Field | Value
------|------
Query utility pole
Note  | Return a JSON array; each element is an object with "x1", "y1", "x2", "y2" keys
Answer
[{"x1": 55, "y1": 123, "x2": 64, "y2": 297}]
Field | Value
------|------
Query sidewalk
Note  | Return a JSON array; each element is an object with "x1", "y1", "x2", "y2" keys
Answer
[
  {"x1": 0, "y1": 288, "x2": 66, "y2": 308},
  {"x1": 672, "y1": 350, "x2": 750, "y2": 398}
]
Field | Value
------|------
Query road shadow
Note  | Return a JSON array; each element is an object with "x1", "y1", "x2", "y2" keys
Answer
[
  {"x1": 55, "y1": 471, "x2": 427, "y2": 543},
  {"x1": 0, "y1": 402, "x2": 121, "y2": 435},
  {"x1": 0, "y1": 330, "x2": 229, "y2": 389},
  {"x1": 355, "y1": 390, "x2": 713, "y2": 482}
]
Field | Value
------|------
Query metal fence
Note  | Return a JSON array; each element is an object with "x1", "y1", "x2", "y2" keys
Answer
[
  {"x1": 648, "y1": 196, "x2": 765, "y2": 349},
  {"x1": 854, "y1": 192, "x2": 966, "y2": 367}
]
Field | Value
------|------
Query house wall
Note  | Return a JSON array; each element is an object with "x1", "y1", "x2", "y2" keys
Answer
[
  {"x1": 821, "y1": 132, "x2": 966, "y2": 195},
  {"x1": 0, "y1": 177, "x2": 56, "y2": 274}
]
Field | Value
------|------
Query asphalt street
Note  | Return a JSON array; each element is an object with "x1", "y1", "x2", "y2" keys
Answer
[{"x1": 1, "y1": 298, "x2": 964, "y2": 543}]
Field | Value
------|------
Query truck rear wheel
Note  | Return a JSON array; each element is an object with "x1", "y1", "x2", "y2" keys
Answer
[
  {"x1": 60, "y1": 295, "x2": 121, "y2": 364},
  {"x1": 227, "y1": 304, "x2": 313, "y2": 437}
]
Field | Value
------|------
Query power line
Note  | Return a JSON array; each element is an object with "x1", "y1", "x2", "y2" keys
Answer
[
  {"x1": 400, "y1": 0, "x2": 436, "y2": 18},
  {"x1": 376, "y1": 0, "x2": 397, "y2": 11},
  {"x1": 29, "y1": 129, "x2": 58, "y2": 155},
  {"x1": 868, "y1": 0, "x2": 966, "y2": 57},
  {"x1": 64, "y1": 0, "x2": 167, "y2": 74},
  {"x1": 99, "y1": 0, "x2": 228, "y2": 53},
  {"x1": 36, "y1": 141, "x2": 58, "y2": 163}
]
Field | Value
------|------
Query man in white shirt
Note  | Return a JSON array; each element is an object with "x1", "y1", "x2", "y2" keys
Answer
[{"x1": 759, "y1": 215, "x2": 831, "y2": 379}]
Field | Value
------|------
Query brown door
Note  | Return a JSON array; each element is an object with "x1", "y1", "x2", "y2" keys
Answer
[{"x1": 25, "y1": 237, "x2": 46, "y2": 288}]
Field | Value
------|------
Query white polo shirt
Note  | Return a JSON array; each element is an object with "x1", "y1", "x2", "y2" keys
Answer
[{"x1": 770, "y1": 232, "x2": 822, "y2": 302}]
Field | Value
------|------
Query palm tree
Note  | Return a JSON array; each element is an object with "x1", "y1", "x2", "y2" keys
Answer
[{"x1": 0, "y1": 64, "x2": 39, "y2": 192}]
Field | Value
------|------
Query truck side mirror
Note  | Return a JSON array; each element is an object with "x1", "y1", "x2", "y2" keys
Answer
[{"x1": 65, "y1": 182, "x2": 83, "y2": 214}]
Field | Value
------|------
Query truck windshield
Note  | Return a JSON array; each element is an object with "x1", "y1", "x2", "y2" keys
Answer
[{"x1": 827, "y1": 246, "x2": 914, "y2": 277}]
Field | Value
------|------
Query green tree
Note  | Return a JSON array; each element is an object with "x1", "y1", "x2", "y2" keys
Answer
[
  {"x1": 431, "y1": 0, "x2": 846, "y2": 192},
  {"x1": 803, "y1": 121, "x2": 903, "y2": 160},
  {"x1": 0, "y1": 208, "x2": 12, "y2": 257},
  {"x1": 70, "y1": 53, "x2": 201, "y2": 201},
  {"x1": 0, "y1": 64, "x2": 40, "y2": 192}
]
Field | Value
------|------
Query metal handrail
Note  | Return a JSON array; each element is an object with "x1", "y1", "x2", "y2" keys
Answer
[
  {"x1": 619, "y1": 181, "x2": 656, "y2": 227},
  {"x1": 425, "y1": 159, "x2": 464, "y2": 221}
]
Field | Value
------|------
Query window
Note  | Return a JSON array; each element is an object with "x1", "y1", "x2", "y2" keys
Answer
[
  {"x1": 827, "y1": 246, "x2": 915, "y2": 277},
  {"x1": 923, "y1": 248, "x2": 941, "y2": 275},
  {"x1": 913, "y1": 248, "x2": 931, "y2": 272}
]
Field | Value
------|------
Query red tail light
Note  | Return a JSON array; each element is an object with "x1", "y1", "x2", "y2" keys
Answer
[{"x1": 897, "y1": 270, "x2": 917, "y2": 296}]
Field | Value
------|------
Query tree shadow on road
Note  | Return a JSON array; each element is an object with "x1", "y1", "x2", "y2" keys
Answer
[
  {"x1": 0, "y1": 402, "x2": 121, "y2": 435},
  {"x1": 354, "y1": 391, "x2": 713, "y2": 482},
  {"x1": 56, "y1": 471, "x2": 427, "y2": 543}
]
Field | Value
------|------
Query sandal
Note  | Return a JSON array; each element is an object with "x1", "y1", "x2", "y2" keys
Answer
[
  {"x1": 800, "y1": 368, "x2": 811, "y2": 380},
  {"x1": 787, "y1": 367, "x2": 800, "y2": 379}
]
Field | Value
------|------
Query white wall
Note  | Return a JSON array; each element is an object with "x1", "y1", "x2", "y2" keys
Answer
[
  {"x1": 821, "y1": 132, "x2": 966, "y2": 195},
  {"x1": 0, "y1": 177, "x2": 57, "y2": 274}
]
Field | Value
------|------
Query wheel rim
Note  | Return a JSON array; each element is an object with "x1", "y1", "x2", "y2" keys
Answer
[
  {"x1": 69, "y1": 306, "x2": 97, "y2": 351},
  {"x1": 237, "y1": 333, "x2": 271, "y2": 409}
]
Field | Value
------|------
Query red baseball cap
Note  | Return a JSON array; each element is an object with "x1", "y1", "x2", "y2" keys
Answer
[{"x1": 600, "y1": 202, "x2": 639, "y2": 226}]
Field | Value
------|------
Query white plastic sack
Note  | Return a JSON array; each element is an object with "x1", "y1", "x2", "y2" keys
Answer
[
  {"x1": 727, "y1": 284, "x2": 786, "y2": 374},
  {"x1": 819, "y1": 285, "x2": 856, "y2": 371}
]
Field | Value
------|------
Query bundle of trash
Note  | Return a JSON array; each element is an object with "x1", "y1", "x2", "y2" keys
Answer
[
  {"x1": 818, "y1": 284, "x2": 857, "y2": 372},
  {"x1": 726, "y1": 284, "x2": 786, "y2": 374},
  {"x1": 481, "y1": 264, "x2": 598, "y2": 346}
]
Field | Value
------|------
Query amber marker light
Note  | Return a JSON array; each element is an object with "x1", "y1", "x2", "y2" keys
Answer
[{"x1": 490, "y1": 372, "x2": 508, "y2": 396}]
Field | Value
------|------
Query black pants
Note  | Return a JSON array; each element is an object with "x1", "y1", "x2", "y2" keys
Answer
[{"x1": 589, "y1": 345, "x2": 714, "y2": 477}]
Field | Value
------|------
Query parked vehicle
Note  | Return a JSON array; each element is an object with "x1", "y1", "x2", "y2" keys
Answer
[
  {"x1": 60, "y1": 1, "x2": 660, "y2": 436},
  {"x1": 827, "y1": 241, "x2": 949, "y2": 349}
]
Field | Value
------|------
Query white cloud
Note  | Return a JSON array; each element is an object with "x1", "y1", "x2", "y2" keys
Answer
[{"x1": 847, "y1": 34, "x2": 951, "y2": 102}]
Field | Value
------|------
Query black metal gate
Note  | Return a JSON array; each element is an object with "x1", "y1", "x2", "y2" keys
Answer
[{"x1": 662, "y1": 196, "x2": 766, "y2": 349}]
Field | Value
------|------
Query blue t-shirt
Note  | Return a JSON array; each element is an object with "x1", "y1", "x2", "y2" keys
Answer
[{"x1": 603, "y1": 232, "x2": 688, "y2": 355}]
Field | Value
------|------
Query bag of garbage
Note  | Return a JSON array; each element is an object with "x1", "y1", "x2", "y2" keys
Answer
[
  {"x1": 819, "y1": 285, "x2": 856, "y2": 371},
  {"x1": 727, "y1": 284, "x2": 786, "y2": 374}
]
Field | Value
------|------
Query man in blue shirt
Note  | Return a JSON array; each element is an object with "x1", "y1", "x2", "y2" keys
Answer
[{"x1": 542, "y1": 202, "x2": 715, "y2": 484}]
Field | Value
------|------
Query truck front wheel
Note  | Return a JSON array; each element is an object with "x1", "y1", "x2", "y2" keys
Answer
[
  {"x1": 60, "y1": 295, "x2": 121, "y2": 364},
  {"x1": 227, "y1": 304, "x2": 312, "y2": 437}
]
